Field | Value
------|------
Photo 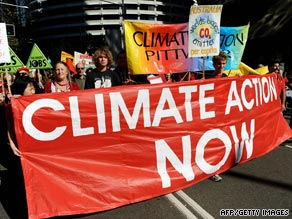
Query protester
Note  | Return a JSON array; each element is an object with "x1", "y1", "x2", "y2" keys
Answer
[
  {"x1": 15, "y1": 66, "x2": 45, "y2": 93},
  {"x1": 6, "y1": 76, "x2": 37, "y2": 156},
  {"x1": 280, "y1": 67, "x2": 289, "y2": 109},
  {"x1": 113, "y1": 50, "x2": 138, "y2": 85},
  {"x1": 211, "y1": 51, "x2": 229, "y2": 78},
  {"x1": 85, "y1": 48, "x2": 121, "y2": 89},
  {"x1": 15, "y1": 66, "x2": 30, "y2": 79},
  {"x1": 1, "y1": 76, "x2": 36, "y2": 218},
  {"x1": 268, "y1": 60, "x2": 286, "y2": 112},
  {"x1": 0, "y1": 74, "x2": 10, "y2": 160},
  {"x1": 206, "y1": 51, "x2": 229, "y2": 182},
  {"x1": 73, "y1": 62, "x2": 86, "y2": 90},
  {"x1": 1, "y1": 72, "x2": 12, "y2": 95},
  {"x1": 114, "y1": 50, "x2": 148, "y2": 85},
  {"x1": 44, "y1": 61, "x2": 80, "y2": 93},
  {"x1": 86, "y1": 67, "x2": 93, "y2": 75},
  {"x1": 114, "y1": 50, "x2": 131, "y2": 84},
  {"x1": 0, "y1": 87, "x2": 7, "y2": 153}
]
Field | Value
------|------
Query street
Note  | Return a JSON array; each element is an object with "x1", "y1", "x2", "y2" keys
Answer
[
  {"x1": 61, "y1": 144, "x2": 292, "y2": 219},
  {"x1": 1, "y1": 112, "x2": 292, "y2": 219}
]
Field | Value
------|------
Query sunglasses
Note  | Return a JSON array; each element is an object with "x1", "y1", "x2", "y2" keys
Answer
[{"x1": 77, "y1": 67, "x2": 85, "y2": 70}]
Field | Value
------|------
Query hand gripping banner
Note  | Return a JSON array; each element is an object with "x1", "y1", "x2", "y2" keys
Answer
[{"x1": 11, "y1": 74, "x2": 292, "y2": 219}]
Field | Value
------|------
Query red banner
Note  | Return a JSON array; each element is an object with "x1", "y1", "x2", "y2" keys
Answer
[{"x1": 11, "y1": 74, "x2": 292, "y2": 219}]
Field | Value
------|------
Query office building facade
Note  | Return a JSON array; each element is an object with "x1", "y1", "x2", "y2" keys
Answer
[{"x1": 30, "y1": 0, "x2": 193, "y2": 60}]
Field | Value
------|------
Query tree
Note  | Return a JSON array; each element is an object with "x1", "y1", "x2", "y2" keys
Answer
[{"x1": 1, "y1": 0, "x2": 32, "y2": 63}]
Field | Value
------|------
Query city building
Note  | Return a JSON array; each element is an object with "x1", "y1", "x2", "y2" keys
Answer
[
  {"x1": 10, "y1": 0, "x2": 292, "y2": 71},
  {"x1": 30, "y1": 0, "x2": 194, "y2": 62}
]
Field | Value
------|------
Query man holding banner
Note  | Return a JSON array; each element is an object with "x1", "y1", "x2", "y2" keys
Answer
[{"x1": 268, "y1": 60, "x2": 286, "y2": 112}]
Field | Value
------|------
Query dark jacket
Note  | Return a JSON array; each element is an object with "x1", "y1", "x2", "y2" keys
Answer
[{"x1": 84, "y1": 68, "x2": 121, "y2": 89}]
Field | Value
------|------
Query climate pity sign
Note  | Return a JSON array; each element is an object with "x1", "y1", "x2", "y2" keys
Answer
[
  {"x1": 11, "y1": 74, "x2": 292, "y2": 219},
  {"x1": 26, "y1": 43, "x2": 52, "y2": 69},
  {"x1": 124, "y1": 21, "x2": 190, "y2": 74}
]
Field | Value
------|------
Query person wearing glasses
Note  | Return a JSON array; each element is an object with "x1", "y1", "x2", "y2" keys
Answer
[{"x1": 73, "y1": 62, "x2": 86, "y2": 90}]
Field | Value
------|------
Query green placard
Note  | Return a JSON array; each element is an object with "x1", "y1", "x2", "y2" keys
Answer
[
  {"x1": 0, "y1": 47, "x2": 25, "y2": 73},
  {"x1": 26, "y1": 43, "x2": 53, "y2": 69}
]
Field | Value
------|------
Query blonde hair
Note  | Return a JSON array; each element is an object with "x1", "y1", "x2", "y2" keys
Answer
[{"x1": 54, "y1": 61, "x2": 72, "y2": 83}]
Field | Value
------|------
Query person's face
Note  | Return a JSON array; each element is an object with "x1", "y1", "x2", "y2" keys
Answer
[
  {"x1": 23, "y1": 83, "x2": 36, "y2": 96},
  {"x1": 214, "y1": 60, "x2": 227, "y2": 73},
  {"x1": 270, "y1": 63, "x2": 280, "y2": 73},
  {"x1": 76, "y1": 63, "x2": 85, "y2": 74},
  {"x1": 55, "y1": 63, "x2": 69, "y2": 81},
  {"x1": 98, "y1": 54, "x2": 108, "y2": 67},
  {"x1": 18, "y1": 71, "x2": 27, "y2": 77}
]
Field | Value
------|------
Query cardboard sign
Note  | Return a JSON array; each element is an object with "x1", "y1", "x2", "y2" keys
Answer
[
  {"x1": 0, "y1": 23, "x2": 11, "y2": 64},
  {"x1": 26, "y1": 43, "x2": 53, "y2": 69},
  {"x1": 188, "y1": 5, "x2": 223, "y2": 58},
  {"x1": 0, "y1": 47, "x2": 25, "y2": 73}
]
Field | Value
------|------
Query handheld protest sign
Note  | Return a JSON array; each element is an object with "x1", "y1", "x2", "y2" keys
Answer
[
  {"x1": 61, "y1": 51, "x2": 74, "y2": 63},
  {"x1": 124, "y1": 21, "x2": 191, "y2": 75},
  {"x1": 0, "y1": 23, "x2": 10, "y2": 64},
  {"x1": 26, "y1": 43, "x2": 53, "y2": 69},
  {"x1": 0, "y1": 47, "x2": 25, "y2": 73},
  {"x1": 188, "y1": 5, "x2": 222, "y2": 58}
]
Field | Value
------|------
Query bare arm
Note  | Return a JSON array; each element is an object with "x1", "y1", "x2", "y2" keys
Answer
[{"x1": 7, "y1": 129, "x2": 21, "y2": 156}]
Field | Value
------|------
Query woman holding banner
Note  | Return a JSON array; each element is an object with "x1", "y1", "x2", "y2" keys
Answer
[
  {"x1": 2, "y1": 76, "x2": 38, "y2": 218},
  {"x1": 0, "y1": 73, "x2": 13, "y2": 154},
  {"x1": 44, "y1": 61, "x2": 80, "y2": 93},
  {"x1": 268, "y1": 60, "x2": 286, "y2": 112},
  {"x1": 6, "y1": 76, "x2": 37, "y2": 156}
]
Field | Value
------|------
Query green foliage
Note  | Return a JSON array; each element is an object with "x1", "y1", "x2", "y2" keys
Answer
[{"x1": 1, "y1": 1, "x2": 18, "y2": 24}]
